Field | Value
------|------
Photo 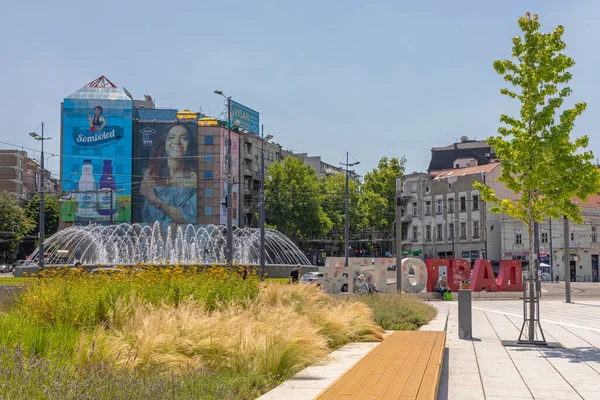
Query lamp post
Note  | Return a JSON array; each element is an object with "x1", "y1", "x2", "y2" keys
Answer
[
  {"x1": 340, "y1": 152, "x2": 360, "y2": 268},
  {"x1": 214, "y1": 90, "x2": 234, "y2": 266},
  {"x1": 259, "y1": 124, "x2": 274, "y2": 281},
  {"x1": 29, "y1": 123, "x2": 51, "y2": 272}
]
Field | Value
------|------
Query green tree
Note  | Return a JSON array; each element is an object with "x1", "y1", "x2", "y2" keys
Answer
[
  {"x1": 0, "y1": 191, "x2": 35, "y2": 255},
  {"x1": 25, "y1": 195, "x2": 60, "y2": 237},
  {"x1": 474, "y1": 13, "x2": 600, "y2": 341},
  {"x1": 265, "y1": 157, "x2": 332, "y2": 239},
  {"x1": 360, "y1": 157, "x2": 406, "y2": 229},
  {"x1": 321, "y1": 173, "x2": 361, "y2": 235}
]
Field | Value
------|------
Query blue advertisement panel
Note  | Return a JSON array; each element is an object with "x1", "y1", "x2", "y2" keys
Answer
[
  {"x1": 230, "y1": 100, "x2": 259, "y2": 135},
  {"x1": 61, "y1": 93, "x2": 133, "y2": 224},
  {"x1": 132, "y1": 122, "x2": 198, "y2": 225}
]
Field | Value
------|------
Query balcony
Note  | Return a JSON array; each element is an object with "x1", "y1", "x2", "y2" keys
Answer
[
  {"x1": 243, "y1": 168, "x2": 254, "y2": 177},
  {"x1": 243, "y1": 188, "x2": 252, "y2": 196},
  {"x1": 401, "y1": 215, "x2": 413, "y2": 223}
]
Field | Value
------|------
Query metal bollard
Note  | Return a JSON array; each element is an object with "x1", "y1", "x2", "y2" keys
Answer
[{"x1": 458, "y1": 289, "x2": 472, "y2": 339}]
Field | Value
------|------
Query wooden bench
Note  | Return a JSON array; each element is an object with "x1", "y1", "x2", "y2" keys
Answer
[{"x1": 315, "y1": 331, "x2": 446, "y2": 400}]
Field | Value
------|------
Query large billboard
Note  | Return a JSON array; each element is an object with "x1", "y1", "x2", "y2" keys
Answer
[
  {"x1": 220, "y1": 129, "x2": 240, "y2": 226},
  {"x1": 61, "y1": 94, "x2": 133, "y2": 224},
  {"x1": 132, "y1": 122, "x2": 198, "y2": 225},
  {"x1": 230, "y1": 100, "x2": 259, "y2": 135}
]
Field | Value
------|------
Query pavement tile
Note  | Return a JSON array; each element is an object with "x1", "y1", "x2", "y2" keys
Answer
[
  {"x1": 527, "y1": 388, "x2": 581, "y2": 399},
  {"x1": 444, "y1": 384, "x2": 485, "y2": 400},
  {"x1": 483, "y1": 384, "x2": 531, "y2": 398}
]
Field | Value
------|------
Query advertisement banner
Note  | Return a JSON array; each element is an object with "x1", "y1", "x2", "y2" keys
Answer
[
  {"x1": 230, "y1": 100, "x2": 259, "y2": 135},
  {"x1": 220, "y1": 129, "x2": 240, "y2": 226},
  {"x1": 61, "y1": 95, "x2": 132, "y2": 223},
  {"x1": 132, "y1": 122, "x2": 198, "y2": 225}
]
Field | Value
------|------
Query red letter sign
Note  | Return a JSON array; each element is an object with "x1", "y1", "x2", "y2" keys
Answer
[
  {"x1": 449, "y1": 259, "x2": 471, "y2": 292},
  {"x1": 425, "y1": 259, "x2": 446, "y2": 292},
  {"x1": 497, "y1": 260, "x2": 523, "y2": 291},
  {"x1": 470, "y1": 259, "x2": 498, "y2": 292}
]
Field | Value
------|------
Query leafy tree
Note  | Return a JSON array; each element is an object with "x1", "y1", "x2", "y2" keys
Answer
[
  {"x1": 0, "y1": 191, "x2": 35, "y2": 255},
  {"x1": 321, "y1": 173, "x2": 361, "y2": 235},
  {"x1": 25, "y1": 195, "x2": 60, "y2": 237},
  {"x1": 474, "y1": 13, "x2": 600, "y2": 341},
  {"x1": 360, "y1": 157, "x2": 406, "y2": 229},
  {"x1": 265, "y1": 157, "x2": 332, "y2": 239}
]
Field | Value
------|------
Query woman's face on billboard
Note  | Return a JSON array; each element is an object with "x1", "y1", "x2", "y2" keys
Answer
[{"x1": 165, "y1": 126, "x2": 189, "y2": 158}]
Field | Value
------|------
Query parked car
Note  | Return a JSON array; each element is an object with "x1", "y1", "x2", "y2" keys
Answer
[
  {"x1": 300, "y1": 272, "x2": 323, "y2": 285},
  {"x1": 0, "y1": 265, "x2": 8, "y2": 273}
]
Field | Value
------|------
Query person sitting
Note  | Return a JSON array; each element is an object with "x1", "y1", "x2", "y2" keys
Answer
[
  {"x1": 436, "y1": 275, "x2": 451, "y2": 299},
  {"x1": 367, "y1": 275, "x2": 379, "y2": 293},
  {"x1": 354, "y1": 274, "x2": 369, "y2": 294}
]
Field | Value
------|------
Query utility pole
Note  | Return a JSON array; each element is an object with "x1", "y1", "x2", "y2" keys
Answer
[
  {"x1": 259, "y1": 125, "x2": 274, "y2": 281},
  {"x1": 339, "y1": 152, "x2": 359, "y2": 268},
  {"x1": 395, "y1": 178, "x2": 402, "y2": 292},
  {"x1": 29, "y1": 123, "x2": 49, "y2": 272},
  {"x1": 214, "y1": 90, "x2": 234, "y2": 265},
  {"x1": 564, "y1": 215, "x2": 571, "y2": 303},
  {"x1": 549, "y1": 218, "x2": 553, "y2": 280}
]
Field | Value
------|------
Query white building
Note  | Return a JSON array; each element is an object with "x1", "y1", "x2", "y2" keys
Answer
[{"x1": 500, "y1": 194, "x2": 600, "y2": 282}]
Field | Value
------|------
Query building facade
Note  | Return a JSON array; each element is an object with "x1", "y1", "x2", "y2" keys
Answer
[
  {"x1": 428, "y1": 136, "x2": 495, "y2": 174},
  {"x1": 240, "y1": 132, "x2": 282, "y2": 227},
  {"x1": 0, "y1": 150, "x2": 57, "y2": 203},
  {"x1": 401, "y1": 163, "x2": 504, "y2": 266},
  {"x1": 500, "y1": 195, "x2": 600, "y2": 282}
]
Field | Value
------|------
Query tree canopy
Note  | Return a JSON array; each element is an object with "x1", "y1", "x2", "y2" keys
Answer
[
  {"x1": 25, "y1": 195, "x2": 60, "y2": 238},
  {"x1": 265, "y1": 156, "x2": 332, "y2": 239},
  {"x1": 0, "y1": 191, "x2": 35, "y2": 255}
]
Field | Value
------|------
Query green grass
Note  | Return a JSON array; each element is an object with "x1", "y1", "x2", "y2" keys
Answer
[
  {"x1": 265, "y1": 278, "x2": 289, "y2": 285},
  {"x1": 357, "y1": 293, "x2": 437, "y2": 330},
  {"x1": 0, "y1": 277, "x2": 29, "y2": 285},
  {"x1": 0, "y1": 345, "x2": 274, "y2": 400}
]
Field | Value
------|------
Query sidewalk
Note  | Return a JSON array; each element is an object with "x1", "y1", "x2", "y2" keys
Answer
[{"x1": 437, "y1": 300, "x2": 600, "y2": 399}]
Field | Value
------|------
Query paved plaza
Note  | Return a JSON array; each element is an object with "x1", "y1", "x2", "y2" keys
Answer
[{"x1": 438, "y1": 300, "x2": 600, "y2": 399}]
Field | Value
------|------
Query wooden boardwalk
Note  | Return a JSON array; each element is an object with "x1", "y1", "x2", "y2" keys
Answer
[{"x1": 315, "y1": 331, "x2": 446, "y2": 400}]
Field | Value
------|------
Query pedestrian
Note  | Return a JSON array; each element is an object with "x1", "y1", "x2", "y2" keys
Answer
[
  {"x1": 289, "y1": 264, "x2": 302, "y2": 284},
  {"x1": 436, "y1": 275, "x2": 451, "y2": 299}
]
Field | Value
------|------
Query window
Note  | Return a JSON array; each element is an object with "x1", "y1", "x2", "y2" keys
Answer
[
  {"x1": 204, "y1": 206, "x2": 213, "y2": 216},
  {"x1": 437, "y1": 224, "x2": 443, "y2": 241},
  {"x1": 461, "y1": 251, "x2": 471, "y2": 259},
  {"x1": 425, "y1": 201, "x2": 431, "y2": 215},
  {"x1": 460, "y1": 196, "x2": 466, "y2": 212},
  {"x1": 449, "y1": 223, "x2": 454, "y2": 240},
  {"x1": 460, "y1": 222, "x2": 467, "y2": 239},
  {"x1": 541, "y1": 232, "x2": 548, "y2": 243},
  {"x1": 205, "y1": 152, "x2": 213, "y2": 162},
  {"x1": 473, "y1": 221, "x2": 480, "y2": 238},
  {"x1": 410, "y1": 182, "x2": 418, "y2": 193},
  {"x1": 470, "y1": 250, "x2": 479, "y2": 259},
  {"x1": 593, "y1": 227, "x2": 597, "y2": 243},
  {"x1": 472, "y1": 195, "x2": 479, "y2": 210},
  {"x1": 412, "y1": 226, "x2": 418, "y2": 241},
  {"x1": 204, "y1": 136, "x2": 213, "y2": 145},
  {"x1": 516, "y1": 234, "x2": 522, "y2": 245},
  {"x1": 448, "y1": 198, "x2": 454, "y2": 213},
  {"x1": 204, "y1": 188, "x2": 213, "y2": 198},
  {"x1": 437, "y1": 200, "x2": 443, "y2": 214},
  {"x1": 425, "y1": 225, "x2": 432, "y2": 241},
  {"x1": 204, "y1": 170, "x2": 213, "y2": 179},
  {"x1": 412, "y1": 202, "x2": 418, "y2": 215}
]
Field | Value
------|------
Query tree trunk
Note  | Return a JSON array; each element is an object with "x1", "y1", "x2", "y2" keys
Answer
[{"x1": 527, "y1": 204, "x2": 536, "y2": 342}]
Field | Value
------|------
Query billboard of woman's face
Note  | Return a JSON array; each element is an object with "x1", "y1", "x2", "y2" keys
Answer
[{"x1": 133, "y1": 123, "x2": 198, "y2": 225}]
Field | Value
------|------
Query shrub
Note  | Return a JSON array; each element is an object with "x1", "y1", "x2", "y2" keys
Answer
[{"x1": 358, "y1": 293, "x2": 437, "y2": 330}]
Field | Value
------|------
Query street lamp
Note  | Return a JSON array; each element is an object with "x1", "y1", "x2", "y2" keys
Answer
[
  {"x1": 340, "y1": 153, "x2": 360, "y2": 269},
  {"x1": 259, "y1": 124, "x2": 274, "y2": 280},
  {"x1": 214, "y1": 90, "x2": 234, "y2": 266},
  {"x1": 29, "y1": 123, "x2": 51, "y2": 272}
]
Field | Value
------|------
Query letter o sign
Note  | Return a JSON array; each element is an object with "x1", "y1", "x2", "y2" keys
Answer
[{"x1": 401, "y1": 258, "x2": 428, "y2": 293}]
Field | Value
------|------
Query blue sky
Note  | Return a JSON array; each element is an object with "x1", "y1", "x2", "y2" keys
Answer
[{"x1": 1, "y1": 0, "x2": 599, "y2": 177}]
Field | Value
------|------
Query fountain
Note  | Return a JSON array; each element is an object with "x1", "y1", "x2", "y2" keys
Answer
[{"x1": 26, "y1": 222, "x2": 311, "y2": 266}]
